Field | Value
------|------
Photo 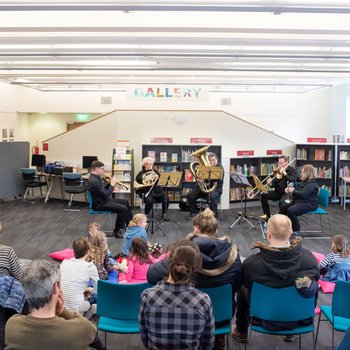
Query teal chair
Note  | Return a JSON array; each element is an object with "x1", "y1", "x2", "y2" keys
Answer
[
  {"x1": 20, "y1": 168, "x2": 47, "y2": 201},
  {"x1": 248, "y1": 282, "x2": 316, "y2": 350},
  {"x1": 62, "y1": 172, "x2": 87, "y2": 210},
  {"x1": 315, "y1": 280, "x2": 350, "y2": 349},
  {"x1": 199, "y1": 284, "x2": 233, "y2": 350},
  {"x1": 86, "y1": 190, "x2": 115, "y2": 232},
  {"x1": 96, "y1": 280, "x2": 152, "y2": 346}
]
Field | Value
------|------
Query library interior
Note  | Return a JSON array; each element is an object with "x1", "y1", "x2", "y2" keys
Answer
[{"x1": 2, "y1": 1, "x2": 350, "y2": 350}]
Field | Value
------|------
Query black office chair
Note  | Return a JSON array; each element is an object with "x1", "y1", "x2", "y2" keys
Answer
[
  {"x1": 62, "y1": 172, "x2": 87, "y2": 211},
  {"x1": 20, "y1": 168, "x2": 47, "y2": 202}
]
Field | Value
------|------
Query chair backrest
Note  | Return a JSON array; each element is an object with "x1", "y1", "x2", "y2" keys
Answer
[
  {"x1": 250, "y1": 282, "x2": 316, "y2": 323},
  {"x1": 62, "y1": 172, "x2": 84, "y2": 187},
  {"x1": 199, "y1": 284, "x2": 232, "y2": 323},
  {"x1": 318, "y1": 188, "x2": 330, "y2": 208},
  {"x1": 20, "y1": 168, "x2": 37, "y2": 181},
  {"x1": 332, "y1": 280, "x2": 350, "y2": 318},
  {"x1": 97, "y1": 280, "x2": 152, "y2": 320},
  {"x1": 86, "y1": 190, "x2": 93, "y2": 209}
]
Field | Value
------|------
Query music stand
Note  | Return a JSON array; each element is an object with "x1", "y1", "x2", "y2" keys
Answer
[
  {"x1": 157, "y1": 171, "x2": 183, "y2": 224},
  {"x1": 144, "y1": 180, "x2": 166, "y2": 237},
  {"x1": 196, "y1": 165, "x2": 223, "y2": 210},
  {"x1": 229, "y1": 172, "x2": 256, "y2": 232}
]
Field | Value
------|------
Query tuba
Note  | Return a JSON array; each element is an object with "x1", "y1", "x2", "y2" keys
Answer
[{"x1": 190, "y1": 145, "x2": 218, "y2": 193}]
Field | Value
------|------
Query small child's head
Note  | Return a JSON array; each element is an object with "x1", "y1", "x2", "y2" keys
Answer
[
  {"x1": 128, "y1": 213, "x2": 147, "y2": 229},
  {"x1": 130, "y1": 237, "x2": 150, "y2": 264},
  {"x1": 88, "y1": 230, "x2": 108, "y2": 251},
  {"x1": 149, "y1": 243, "x2": 163, "y2": 259},
  {"x1": 89, "y1": 222, "x2": 101, "y2": 235},
  {"x1": 332, "y1": 235, "x2": 349, "y2": 258},
  {"x1": 73, "y1": 237, "x2": 89, "y2": 259}
]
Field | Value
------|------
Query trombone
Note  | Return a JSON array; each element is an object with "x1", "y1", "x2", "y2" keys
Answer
[{"x1": 247, "y1": 158, "x2": 296, "y2": 199}]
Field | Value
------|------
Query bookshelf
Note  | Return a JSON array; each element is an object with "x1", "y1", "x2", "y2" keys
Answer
[
  {"x1": 229, "y1": 156, "x2": 279, "y2": 202},
  {"x1": 337, "y1": 144, "x2": 350, "y2": 199},
  {"x1": 112, "y1": 148, "x2": 134, "y2": 206},
  {"x1": 142, "y1": 144, "x2": 222, "y2": 203},
  {"x1": 296, "y1": 143, "x2": 335, "y2": 197}
]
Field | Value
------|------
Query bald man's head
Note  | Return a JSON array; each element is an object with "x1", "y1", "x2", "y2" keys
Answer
[{"x1": 267, "y1": 214, "x2": 292, "y2": 242}]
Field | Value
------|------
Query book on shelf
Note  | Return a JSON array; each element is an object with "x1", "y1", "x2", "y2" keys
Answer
[
  {"x1": 296, "y1": 148, "x2": 308, "y2": 160},
  {"x1": 115, "y1": 171, "x2": 124, "y2": 181},
  {"x1": 115, "y1": 146, "x2": 127, "y2": 160},
  {"x1": 184, "y1": 169, "x2": 194, "y2": 182},
  {"x1": 123, "y1": 172, "x2": 131, "y2": 182},
  {"x1": 314, "y1": 148, "x2": 326, "y2": 161},
  {"x1": 340, "y1": 151, "x2": 348, "y2": 160},
  {"x1": 171, "y1": 153, "x2": 178, "y2": 162},
  {"x1": 147, "y1": 150, "x2": 156, "y2": 161},
  {"x1": 174, "y1": 191, "x2": 181, "y2": 201},
  {"x1": 160, "y1": 152, "x2": 168, "y2": 162},
  {"x1": 125, "y1": 153, "x2": 132, "y2": 160}
]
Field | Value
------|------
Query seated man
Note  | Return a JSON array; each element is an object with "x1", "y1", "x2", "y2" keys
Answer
[
  {"x1": 260, "y1": 155, "x2": 297, "y2": 221},
  {"x1": 231, "y1": 214, "x2": 319, "y2": 343},
  {"x1": 187, "y1": 152, "x2": 224, "y2": 219},
  {"x1": 5, "y1": 259, "x2": 106, "y2": 350},
  {"x1": 60, "y1": 238, "x2": 99, "y2": 319},
  {"x1": 87, "y1": 160, "x2": 133, "y2": 238}
]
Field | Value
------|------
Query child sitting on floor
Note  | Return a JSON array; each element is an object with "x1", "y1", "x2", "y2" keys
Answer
[
  {"x1": 119, "y1": 237, "x2": 158, "y2": 284},
  {"x1": 319, "y1": 234, "x2": 350, "y2": 282},
  {"x1": 122, "y1": 213, "x2": 148, "y2": 256}
]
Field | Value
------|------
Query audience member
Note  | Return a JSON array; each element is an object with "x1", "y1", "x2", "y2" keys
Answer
[
  {"x1": 60, "y1": 238, "x2": 99, "y2": 319},
  {"x1": 122, "y1": 214, "x2": 148, "y2": 256},
  {"x1": 231, "y1": 214, "x2": 320, "y2": 343},
  {"x1": 5, "y1": 259, "x2": 106, "y2": 350},
  {"x1": 139, "y1": 240, "x2": 215, "y2": 350},
  {"x1": 87, "y1": 231, "x2": 120, "y2": 280},
  {"x1": 119, "y1": 238, "x2": 157, "y2": 284},
  {"x1": 319, "y1": 234, "x2": 350, "y2": 282}
]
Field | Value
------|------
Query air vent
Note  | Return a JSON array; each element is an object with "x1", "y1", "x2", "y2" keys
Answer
[
  {"x1": 101, "y1": 96, "x2": 112, "y2": 105},
  {"x1": 220, "y1": 97, "x2": 231, "y2": 106}
]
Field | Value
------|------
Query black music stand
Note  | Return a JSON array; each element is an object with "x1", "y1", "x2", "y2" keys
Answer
[
  {"x1": 144, "y1": 181, "x2": 166, "y2": 237},
  {"x1": 196, "y1": 165, "x2": 223, "y2": 211},
  {"x1": 229, "y1": 172, "x2": 256, "y2": 232},
  {"x1": 157, "y1": 171, "x2": 183, "y2": 224}
]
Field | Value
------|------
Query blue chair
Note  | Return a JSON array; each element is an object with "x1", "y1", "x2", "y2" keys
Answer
[
  {"x1": 20, "y1": 168, "x2": 47, "y2": 201},
  {"x1": 302, "y1": 188, "x2": 332, "y2": 237},
  {"x1": 248, "y1": 282, "x2": 316, "y2": 350},
  {"x1": 315, "y1": 280, "x2": 350, "y2": 349},
  {"x1": 199, "y1": 285, "x2": 233, "y2": 350},
  {"x1": 62, "y1": 172, "x2": 87, "y2": 210},
  {"x1": 86, "y1": 190, "x2": 115, "y2": 232},
  {"x1": 96, "y1": 280, "x2": 152, "y2": 346}
]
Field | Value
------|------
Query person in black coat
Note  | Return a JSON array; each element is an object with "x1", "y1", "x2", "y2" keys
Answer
[
  {"x1": 87, "y1": 160, "x2": 132, "y2": 238},
  {"x1": 280, "y1": 164, "x2": 319, "y2": 238},
  {"x1": 260, "y1": 155, "x2": 297, "y2": 220}
]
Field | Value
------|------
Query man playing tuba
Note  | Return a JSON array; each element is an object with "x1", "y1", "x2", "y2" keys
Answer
[
  {"x1": 187, "y1": 152, "x2": 224, "y2": 220},
  {"x1": 135, "y1": 157, "x2": 169, "y2": 221}
]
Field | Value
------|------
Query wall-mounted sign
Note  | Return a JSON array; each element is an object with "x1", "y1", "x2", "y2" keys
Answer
[
  {"x1": 307, "y1": 137, "x2": 327, "y2": 143},
  {"x1": 237, "y1": 150, "x2": 254, "y2": 156},
  {"x1": 150, "y1": 137, "x2": 173, "y2": 144},
  {"x1": 127, "y1": 85, "x2": 209, "y2": 101},
  {"x1": 42, "y1": 143, "x2": 48, "y2": 151},
  {"x1": 266, "y1": 149, "x2": 282, "y2": 155},
  {"x1": 190, "y1": 138, "x2": 212, "y2": 144}
]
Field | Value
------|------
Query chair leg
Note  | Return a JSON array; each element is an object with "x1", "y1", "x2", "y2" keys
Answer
[
  {"x1": 68, "y1": 194, "x2": 74, "y2": 208},
  {"x1": 332, "y1": 327, "x2": 335, "y2": 350},
  {"x1": 40, "y1": 186, "x2": 43, "y2": 197},
  {"x1": 312, "y1": 329, "x2": 315, "y2": 350},
  {"x1": 298, "y1": 334, "x2": 301, "y2": 350},
  {"x1": 23, "y1": 188, "x2": 29, "y2": 200},
  {"x1": 327, "y1": 215, "x2": 332, "y2": 235}
]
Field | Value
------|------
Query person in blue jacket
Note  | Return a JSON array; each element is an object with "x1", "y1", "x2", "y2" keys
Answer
[{"x1": 122, "y1": 213, "x2": 148, "y2": 256}]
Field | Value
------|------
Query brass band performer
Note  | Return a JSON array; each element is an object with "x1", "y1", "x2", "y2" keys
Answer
[
  {"x1": 135, "y1": 157, "x2": 169, "y2": 221},
  {"x1": 260, "y1": 155, "x2": 297, "y2": 221}
]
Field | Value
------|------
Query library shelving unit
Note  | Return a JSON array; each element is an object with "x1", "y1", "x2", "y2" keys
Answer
[
  {"x1": 142, "y1": 144, "x2": 222, "y2": 203},
  {"x1": 112, "y1": 148, "x2": 134, "y2": 206},
  {"x1": 229, "y1": 156, "x2": 279, "y2": 202},
  {"x1": 336, "y1": 144, "x2": 350, "y2": 199},
  {"x1": 296, "y1": 143, "x2": 335, "y2": 197}
]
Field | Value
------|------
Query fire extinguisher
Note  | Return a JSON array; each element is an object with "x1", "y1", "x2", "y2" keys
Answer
[{"x1": 32, "y1": 141, "x2": 39, "y2": 155}]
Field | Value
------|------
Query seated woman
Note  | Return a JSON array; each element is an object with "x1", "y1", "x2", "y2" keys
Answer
[
  {"x1": 280, "y1": 164, "x2": 319, "y2": 239},
  {"x1": 319, "y1": 234, "x2": 350, "y2": 282},
  {"x1": 139, "y1": 240, "x2": 215, "y2": 350},
  {"x1": 119, "y1": 238, "x2": 158, "y2": 284}
]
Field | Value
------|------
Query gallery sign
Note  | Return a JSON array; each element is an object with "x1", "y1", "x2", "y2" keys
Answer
[
  {"x1": 307, "y1": 137, "x2": 327, "y2": 143},
  {"x1": 127, "y1": 85, "x2": 209, "y2": 101}
]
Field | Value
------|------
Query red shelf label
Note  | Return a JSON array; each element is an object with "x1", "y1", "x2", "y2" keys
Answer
[
  {"x1": 237, "y1": 150, "x2": 254, "y2": 156},
  {"x1": 266, "y1": 150, "x2": 282, "y2": 155},
  {"x1": 150, "y1": 137, "x2": 173, "y2": 144},
  {"x1": 307, "y1": 137, "x2": 327, "y2": 143},
  {"x1": 190, "y1": 137, "x2": 212, "y2": 144}
]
